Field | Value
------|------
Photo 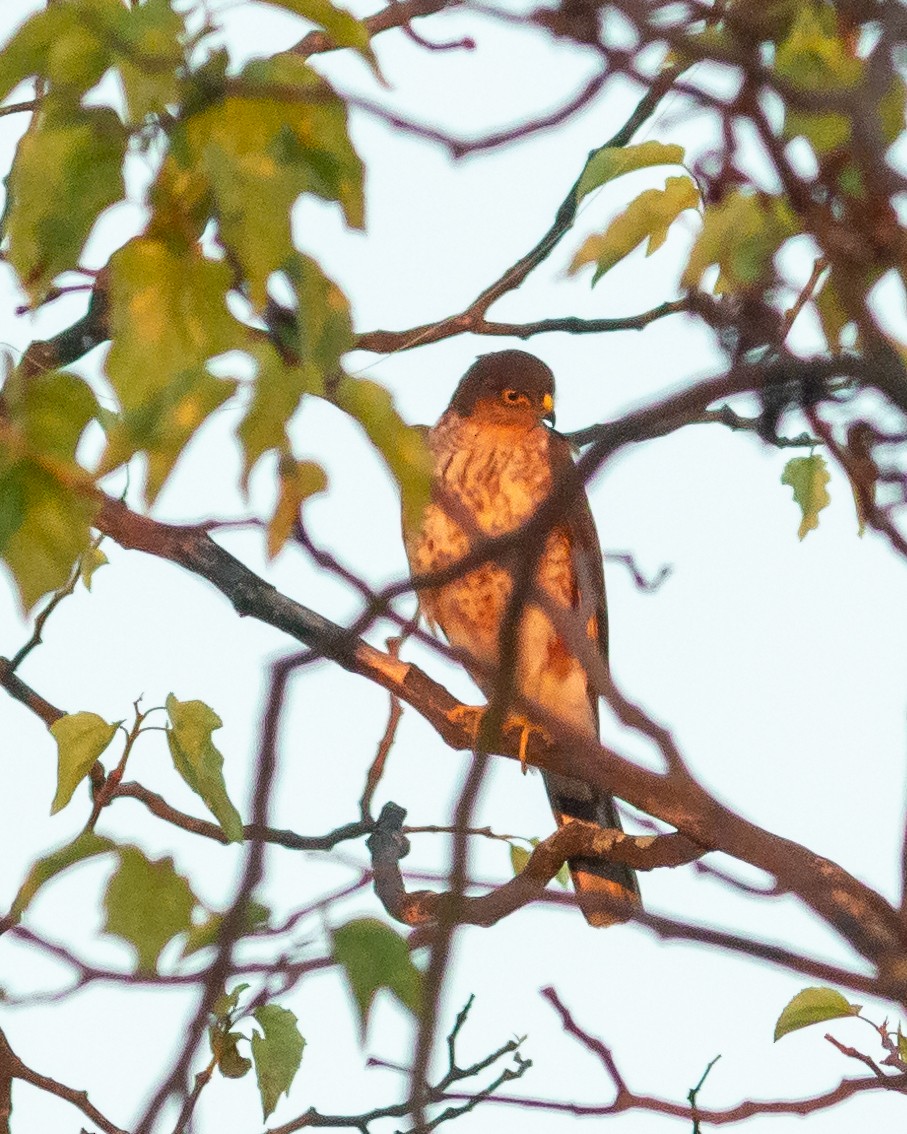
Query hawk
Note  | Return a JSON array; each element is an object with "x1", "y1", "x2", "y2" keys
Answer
[{"x1": 405, "y1": 349, "x2": 640, "y2": 926}]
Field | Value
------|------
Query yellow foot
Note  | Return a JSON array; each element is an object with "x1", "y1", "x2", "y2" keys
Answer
[
  {"x1": 444, "y1": 705, "x2": 550, "y2": 771},
  {"x1": 512, "y1": 715, "x2": 551, "y2": 775}
]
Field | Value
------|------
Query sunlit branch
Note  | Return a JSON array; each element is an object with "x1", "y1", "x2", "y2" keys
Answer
[{"x1": 367, "y1": 801, "x2": 701, "y2": 929}]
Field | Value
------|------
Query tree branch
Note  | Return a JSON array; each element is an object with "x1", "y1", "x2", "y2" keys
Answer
[
  {"x1": 366, "y1": 801, "x2": 701, "y2": 928},
  {"x1": 0, "y1": 1027, "x2": 128, "y2": 1134}
]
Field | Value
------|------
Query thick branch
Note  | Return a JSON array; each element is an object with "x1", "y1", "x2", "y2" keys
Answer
[{"x1": 367, "y1": 801, "x2": 700, "y2": 927}]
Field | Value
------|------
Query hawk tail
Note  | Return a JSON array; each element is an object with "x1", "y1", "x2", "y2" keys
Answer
[{"x1": 545, "y1": 775, "x2": 641, "y2": 928}]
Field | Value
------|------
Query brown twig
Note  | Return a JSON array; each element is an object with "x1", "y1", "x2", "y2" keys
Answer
[
  {"x1": 360, "y1": 640, "x2": 404, "y2": 821},
  {"x1": 135, "y1": 650, "x2": 308, "y2": 1134},
  {"x1": 268, "y1": 998, "x2": 529, "y2": 1134},
  {"x1": 0, "y1": 1028, "x2": 128, "y2": 1134}
]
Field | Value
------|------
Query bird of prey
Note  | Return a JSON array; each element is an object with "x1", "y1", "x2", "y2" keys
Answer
[{"x1": 404, "y1": 349, "x2": 640, "y2": 926}]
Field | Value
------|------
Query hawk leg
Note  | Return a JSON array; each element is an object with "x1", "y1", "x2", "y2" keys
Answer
[{"x1": 446, "y1": 704, "x2": 550, "y2": 771}]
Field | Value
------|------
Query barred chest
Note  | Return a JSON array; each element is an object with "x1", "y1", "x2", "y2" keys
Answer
[
  {"x1": 409, "y1": 413, "x2": 553, "y2": 570},
  {"x1": 405, "y1": 413, "x2": 556, "y2": 665}
]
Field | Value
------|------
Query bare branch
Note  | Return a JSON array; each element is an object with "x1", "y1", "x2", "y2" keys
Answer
[{"x1": 0, "y1": 1027, "x2": 128, "y2": 1134}]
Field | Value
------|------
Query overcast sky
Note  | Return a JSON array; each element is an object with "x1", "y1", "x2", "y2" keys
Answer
[{"x1": 1, "y1": 1, "x2": 907, "y2": 1132}]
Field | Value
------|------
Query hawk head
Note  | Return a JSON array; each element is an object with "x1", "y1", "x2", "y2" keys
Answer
[{"x1": 448, "y1": 350, "x2": 556, "y2": 428}]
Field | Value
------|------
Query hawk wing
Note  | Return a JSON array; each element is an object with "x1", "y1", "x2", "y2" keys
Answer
[{"x1": 541, "y1": 429, "x2": 640, "y2": 922}]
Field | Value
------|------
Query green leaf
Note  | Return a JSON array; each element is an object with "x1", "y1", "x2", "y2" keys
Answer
[
  {"x1": 49, "y1": 711, "x2": 119, "y2": 814},
  {"x1": 509, "y1": 838, "x2": 569, "y2": 888},
  {"x1": 80, "y1": 545, "x2": 108, "y2": 590},
  {"x1": 177, "y1": 55, "x2": 363, "y2": 309},
  {"x1": 332, "y1": 918, "x2": 422, "y2": 1037},
  {"x1": 106, "y1": 236, "x2": 240, "y2": 409},
  {"x1": 102, "y1": 235, "x2": 241, "y2": 500},
  {"x1": 775, "y1": 6, "x2": 860, "y2": 93},
  {"x1": 814, "y1": 269, "x2": 853, "y2": 351},
  {"x1": 774, "y1": 987, "x2": 860, "y2": 1041},
  {"x1": 5, "y1": 105, "x2": 125, "y2": 302},
  {"x1": 898, "y1": 1027, "x2": 907, "y2": 1064},
  {"x1": 263, "y1": 0, "x2": 378, "y2": 74},
  {"x1": 509, "y1": 842, "x2": 531, "y2": 875},
  {"x1": 251, "y1": 1004, "x2": 305, "y2": 1119},
  {"x1": 0, "y1": 463, "x2": 26, "y2": 554},
  {"x1": 110, "y1": 0, "x2": 187, "y2": 123},
  {"x1": 237, "y1": 256, "x2": 354, "y2": 484},
  {"x1": 236, "y1": 344, "x2": 322, "y2": 489},
  {"x1": 682, "y1": 191, "x2": 797, "y2": 293},
  {"x1": 4, "y1": 368, "x2": 99, "y2": 460},
  {"x1": 212, "y1": 983, "x2": 251, "y2": 1022},
  {"x1": 333, "y1": 375, "x2": 432, "y2": 530},
  {"x1": 165, "y1": 694, "x2": 243, "y2": 843},
  {"x1": 1, "y1": 461, "x2": 97, "y2": 611},
  {"x1": 102, "y1": 367, "x2": 237, "y2": 504},
  {"x1": 103, "y1": 847, "x2": 198, "y2": 973},
  {"x1": 0, "y1": 6, "x2": 106, "y2": 106},
  {"x1": 212, "y1": 1028, "x2": 253, "y2": 1079},
  {"x1": 781, "y1": 454, "x2": 831, "y2": 540},
  {"x1": 774, "y1": 7, "x2": 865, "y2": 157},
  {"x1": 11, "y1": 829, "x2": 113, "y2": 919},
  {"x1": 570, "y1": 176, "x2": 699, "y2": 285},
  {"x1": 267, "y1": 457, "x2": 327, "y2": 559},
  {"x1": 183, "y1": 903, "x2": 270, "y2": 959},
  {"x1": 575, "y1": 141, "x2": 686, "y2": 205}
]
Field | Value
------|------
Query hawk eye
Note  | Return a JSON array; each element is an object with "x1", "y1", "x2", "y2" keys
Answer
[{"x1": 502, "y1": 389, "x2": 524, "y2": 405}]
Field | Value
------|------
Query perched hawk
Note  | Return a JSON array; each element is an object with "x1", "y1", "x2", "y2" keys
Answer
[{"x1": 405, "y1": 349, "x2": 640, "y2": 926}]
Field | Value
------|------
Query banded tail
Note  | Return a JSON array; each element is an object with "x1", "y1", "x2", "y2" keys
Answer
[{"x1": 545, "y1": 772, "x2": 641, "y2": 927}]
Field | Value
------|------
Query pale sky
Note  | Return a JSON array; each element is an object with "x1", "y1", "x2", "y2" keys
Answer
[{"x1": 1, "y1": 1, "x2": 906, "y2": 1132}]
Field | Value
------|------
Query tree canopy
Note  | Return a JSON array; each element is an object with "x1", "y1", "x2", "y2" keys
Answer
[{"x1": 1, "y1": 0, "x2": 907, "y2": 1132}]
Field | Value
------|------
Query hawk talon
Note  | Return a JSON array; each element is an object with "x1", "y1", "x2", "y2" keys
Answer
[{"x1": 445, "y1": 704, "x2": 549, "y2": 771}]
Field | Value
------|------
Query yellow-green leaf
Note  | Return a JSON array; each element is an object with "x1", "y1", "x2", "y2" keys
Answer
[
  {"x1": 106, "y1": 236, "x2": 240, "y2": 410},
  {"x1": 111, "y1": 0, "x2": 186, "y2": 123},
  {"x1": 263, "y1": 0, "x2": 379, "y2": 75},
  {"x1": 103, "y1": 846, "x2": 197, "y2": 973},
  {"x1": 575, "y1": 141, "x2": 686, "y2": 205},
  {"x1": 5, "y1": 105, "x2": 126, "y2": 302},
  {"x1": 509, "y1": 842, "x2": 531, "y2": 875},
  {"x1": 781, "y1": 454, "x2": 831, "y2": 540},
  {"x1": 11, "y1": 829, "x2": 114, "y2": 919},
  {"x1": 509, "y1": 838, "x2": 569, "y2": 888},
  {"x1": 4, "y1": 368, "x2": 99, "y2": 460},
  {"x1": 332, "y1": 918, "x2": 422, "y2": 1037},
  {"x1": 1, "y1": 461, "x2": 98, "y2": 611},
  {"x1": 267, "y1": 457, "x2": 327, "y2": 559},
  {"x1": 49, "y1": 711, "x2": 119, "y2": 814},
  {"x1": 237, "y1": 257, "x2": 353, "y2": 484},
  {"x1": 333, "y1": 376, "x2": 432, "y2": 529},
  {"x1": 570, "y1": 176, "x2": 699, "y2": 285},
  {"x1": 102, "y1": 367, "x2": 237, "y2": 504},
  {"x1": 102, "y1": 236, "x2": 242, "y2": 499},
  {"x1": 80, "y1": 545, "x2": 108, "y2": 590},
  {"x1": 0, "y1": 5, "x2": 107, "y2": 105},
  {"x1": 774, "y1": 987, "x2": 860, "y2": 1041},
  {"x1": 251, "y1": 1004, "x2": 305, "y2": 1118},
  {"x1": 176, "y1": 56, "x2": 363, "y2": 310},
  {"x1": 814, "y1": 269, "x2": 853, "y2": 351},
  {"x1": 682, "y1": 191, "x2": 797, "y2": 293},
  {"x1": 165, "y1": 694, "x2": 243, "y2": 843}
]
